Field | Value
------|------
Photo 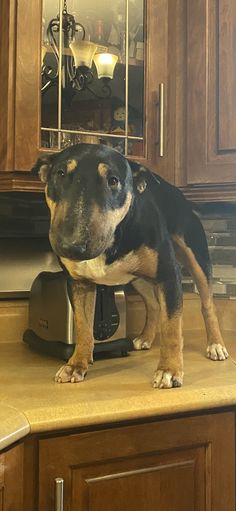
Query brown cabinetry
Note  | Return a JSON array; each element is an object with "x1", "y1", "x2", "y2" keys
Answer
[
  {"x1": 185, "y1": 0, "x2": 236, "y2": 191},
  {"x1": 0, "y1": 0, "x2": 175, "y2": 190},
  {"x1": 1, "y1": 0, "x2": 236, "y2": 199},
  {"x1": 38, "y1": 412, "x2": 234, "y2": 511},
  {"x1": 0, "y1": 412, "x2": 235, "y2": 510},
  {"x1": 0, "y1": 443, "x2": 24, "y2": 511}
]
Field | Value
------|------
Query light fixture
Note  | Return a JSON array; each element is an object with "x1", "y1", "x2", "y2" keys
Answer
[
  {"x1": 41, "y1": 1, "x2": 118, "y2": 100},
  {"x1": 69, "y1": 40, "x2": 97, "y2": 69},
  {"x1": 94, "y1": 53, "x2": 118, "y2": 79}
]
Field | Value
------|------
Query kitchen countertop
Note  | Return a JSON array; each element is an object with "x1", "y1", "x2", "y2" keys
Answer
[{"x1": 1, "y1": 332, "x2": 236, "y2": 450}]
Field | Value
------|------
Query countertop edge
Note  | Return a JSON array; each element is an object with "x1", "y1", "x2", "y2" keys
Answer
[
  {"x1": 0, "y1": 404, "x2": 30, "y2": 451},
  {"x1": 26, "y1": 391, "x2": 236, "y2": 434}
]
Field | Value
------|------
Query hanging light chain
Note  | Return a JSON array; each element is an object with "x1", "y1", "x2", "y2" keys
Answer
[{"x1": 63, "y1": 0, "x2": 67, "y2": 14}]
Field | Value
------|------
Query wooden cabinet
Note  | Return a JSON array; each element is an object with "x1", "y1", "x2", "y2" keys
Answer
[
  {"x1": 0, "y1": 0, "x2": 177, "y2": 189},
  {"x1": 0, "y1": 0, "x2": 16, "y2": 173},
  {"x1": 0, "y1": 0, "x2": 183, "y2": 190},
  {"x1": 2, "y1": 0, "x2": 236, "y2": 199},
  {"x1": 184, "y1": 0, "x2": 236, "y2": 192},
  {"x1": 38, "y1": 412, "x2": 234, "y2": 511},
  {"x1": 0, "y1": 412, "x2": 235, "y2": 510},
  {"x1": 0, "y1": 443, "x2": 24, "y2": 511}
]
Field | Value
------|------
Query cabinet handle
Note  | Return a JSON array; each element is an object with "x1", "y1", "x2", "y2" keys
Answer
[
  {"x1": 159, "y1": 83, "x2": 165, "y2": 157},
  {"x1": 55, "y1": 478, "x2": 64, "y2": 511}
]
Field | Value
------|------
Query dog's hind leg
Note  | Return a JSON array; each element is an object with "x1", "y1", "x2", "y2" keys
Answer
[
  {"x1": 132, "y1": 278, "x2": 159, "y2": 350},
  {"x1": 55, "y1": 278, "x2": 96, "y2": 383},
  {"x1": 172, "y1": 214, "x2": 228, "y2": 361}
]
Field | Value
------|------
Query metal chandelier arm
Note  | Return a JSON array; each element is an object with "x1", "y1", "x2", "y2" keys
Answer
[{"x1": 41, "y1": 2, "x2": 115, "y2": 99}]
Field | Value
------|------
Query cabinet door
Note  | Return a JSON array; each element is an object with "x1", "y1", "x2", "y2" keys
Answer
[
  {"x1": 14, "y1": 0, "x2": 41, "y2": 171},
  {"x1": 39, "y1": 412, "x2": 235, "y2": 511},
  {"x1": 0, "y1": 444, "x2": 24, "y2": 511},
  {"x1": 12, "y1": 0, "x2": 148, "y2": 171},
  {"x1": 187, "y1": 0, "x2": 236, "y2": 184},
  {"x1": 12, "y1": 1, "x2": 173, "y2": 175},
  {"x1": 0, "y1": 0, "x2": 16, "y2": 172}
]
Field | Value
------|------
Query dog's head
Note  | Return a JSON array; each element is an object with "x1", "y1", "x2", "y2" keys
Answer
[{"x1": 32, "y1": 144, "x2": 136, "y2": 261}]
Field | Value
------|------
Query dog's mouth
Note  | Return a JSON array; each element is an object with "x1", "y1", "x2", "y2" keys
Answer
[
  {"x1": 51, "y1": 242, "x2": 102, "y2": 262},
  {"x1": 50, "y1": 232, "x2": 114, "y2": 262}
]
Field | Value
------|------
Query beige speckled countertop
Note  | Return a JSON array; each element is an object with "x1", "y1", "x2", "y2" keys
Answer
[{"x1": 1, "y1": 332, "x2": 236, "y2": 450}]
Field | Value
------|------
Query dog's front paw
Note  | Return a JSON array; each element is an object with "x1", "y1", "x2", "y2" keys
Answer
[
  {"x1": 152, "y1": 369, "x2": 183, "y2": 389},
  {"x1": 207, "y1": 343, "x2": 229, "y2": 361},
  {"x1": 133, "y1": 336, "x2": 153, "y2": 350},
  {"x1": 55, "y1": 364, "x2": 87, "y2": 383}
]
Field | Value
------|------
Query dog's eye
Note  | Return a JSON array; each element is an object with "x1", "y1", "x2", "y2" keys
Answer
[
  {"x1": 57, "y1": 169, "x2": 65, "y2": 177},
  {"x1": 107, "y1": 176, "x2": 119, "y2": 188}
]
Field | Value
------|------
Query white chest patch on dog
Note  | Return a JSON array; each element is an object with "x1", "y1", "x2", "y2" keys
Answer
[{"x1": 60, "y1": 252, "x2": 140, "y2": 285}]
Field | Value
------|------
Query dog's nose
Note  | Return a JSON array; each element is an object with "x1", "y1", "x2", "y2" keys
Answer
[
  {"x1": 59, "y1": 242, "x2": 87, "y2": 257},
  {"x1": 76, "y1": 244, "x2": 87, "y2": 254}
]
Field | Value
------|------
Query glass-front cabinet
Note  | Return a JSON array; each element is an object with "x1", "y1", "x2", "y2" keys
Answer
[
  {"x1": 1, "y1": 0, "x2": 172, "y2": 185},
  {"x1": 41, "y1": 0, "x2": 145, "y2": 157}
]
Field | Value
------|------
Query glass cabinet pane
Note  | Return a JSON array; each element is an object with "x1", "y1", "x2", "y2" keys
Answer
[{"x1": 41, "y1": 0, "x2": 145, "y2": 156}]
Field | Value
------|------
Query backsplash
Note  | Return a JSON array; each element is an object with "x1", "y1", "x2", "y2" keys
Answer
[
  {"x1": 0, "y1": 192, "x2": 49, "y2": 237},
  {"x1": 182, "y1": 203, "x2": 236, "y2": 297}
]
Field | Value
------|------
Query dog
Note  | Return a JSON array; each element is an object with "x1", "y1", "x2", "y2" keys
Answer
[{"x1": 32, "y1": 143, "x2": 228, "y2": 388}]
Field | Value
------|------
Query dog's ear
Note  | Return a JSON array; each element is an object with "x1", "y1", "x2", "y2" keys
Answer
[
  {"x1": 31, "y1": 155, "x2": 53, "y2": 183},
  {"x1": 127, "y1": 159, "x2": 148, "y2": 194}
]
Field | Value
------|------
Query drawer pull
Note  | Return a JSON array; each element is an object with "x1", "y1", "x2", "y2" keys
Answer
[{"x1": 55, "y1": 477, "x2": 64, "y2": 511}]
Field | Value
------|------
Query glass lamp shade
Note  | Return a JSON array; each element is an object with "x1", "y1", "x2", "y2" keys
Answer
[
  {"x1": 69, "y1": 40, "x2": 97, "y2": 68},
  {"x1": 94, "y1": 53, "x2": 118, "y2": 79}
]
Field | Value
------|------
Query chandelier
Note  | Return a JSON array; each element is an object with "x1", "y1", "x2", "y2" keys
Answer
[{"x1": 41, "y1": 1, "x2": 118, "y2": 100}]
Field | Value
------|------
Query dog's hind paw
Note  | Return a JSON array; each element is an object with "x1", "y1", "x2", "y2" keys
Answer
[
  {"x1": 152, "y1": 369, "x2": 183, "y2": 389},
  {"x1": 55, "y1": 364, "x2": 87, "y2": 383},
  {"x1": 207, "y1": 343, "x2": 229, "y2": 361},
  {"x1": 133, "y1": 336, "x2": 153, "y2": 350}
]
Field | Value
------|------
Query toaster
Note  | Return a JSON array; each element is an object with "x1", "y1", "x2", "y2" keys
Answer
[{"x1": 24, "y1": 271, "x2": 133, "y2": 360}]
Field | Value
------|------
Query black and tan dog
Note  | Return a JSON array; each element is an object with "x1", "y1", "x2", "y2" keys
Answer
[{"x1": 32, "y1": 143, "x2": 228, "y2": 388}]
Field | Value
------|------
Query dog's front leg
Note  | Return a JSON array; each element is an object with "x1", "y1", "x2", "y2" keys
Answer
[
  {"x1": 55, "y1": 278, "x2": 96, "y2": 383},
  {"x1": 153, "y1": 269, "x2": 184, "y2": 389}
]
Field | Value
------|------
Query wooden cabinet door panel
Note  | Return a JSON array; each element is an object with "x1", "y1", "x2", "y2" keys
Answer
[
  {"x1": 14, "y1": 0, "x2": 41, "y2": 171},
  {"x1": 0, "y1": 444, "x2": 24, "y2": 511},
  {"x1": 0, "y1": 486, "x2": 3, "y2": 511},
  {"x1": 12, "y1": 0, "x2": 170, "y2": 174},
  {"x1": 38, "y1": 412, "x2": 235, "y2": 511},
  {"x1": 219, "y1": 0, "x2": 236, "y2": 150},
  {"x1": 145, "y1": 0, "x2": 183, "y2": 184},
  {"x1": 73, "y1": 448, "x2": 204, "y2": 511},
  {"x1": 187, "y1": 0, "x2": 236, "y2": 184}
]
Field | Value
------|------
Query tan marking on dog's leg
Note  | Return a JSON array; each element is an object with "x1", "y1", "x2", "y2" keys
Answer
[
  {"x1": 173, "y1": 235, "x2": 228, "y2": 361},
  {"x1": 55, "y1": 280, "x2": 96, "y2": 383},
  {"x1": 132, "y1": 279, "x2": 159, "y2": 350},
  {"x1": 67, "y1": 159, "x2": 77, "y2": 172},
  {"x1": 152, "y1": 286, "x2": 184, "y2": 389}
]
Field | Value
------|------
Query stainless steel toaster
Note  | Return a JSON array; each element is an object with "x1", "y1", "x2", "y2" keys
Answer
[{"x1": 24, "y1": 271, "x2": 132, "y2": 359}]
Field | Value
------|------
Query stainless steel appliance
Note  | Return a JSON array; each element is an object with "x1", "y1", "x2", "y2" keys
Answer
[{"x1": 24, "y1": 271, "x2": 132, "y2": 359}]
